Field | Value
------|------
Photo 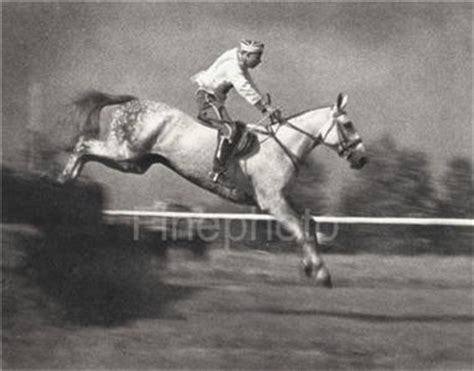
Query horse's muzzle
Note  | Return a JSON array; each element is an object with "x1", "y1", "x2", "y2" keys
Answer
[{"x1": 350, "y1": 156, "x2": 368, "y2": 169}]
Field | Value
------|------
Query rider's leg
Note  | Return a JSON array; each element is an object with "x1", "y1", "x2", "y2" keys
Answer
[
  {"x1": 216, "y1": 105, "x2": 237, "y2": 142},
  {"x1": 196, "y1": 93, "x2": 234, "y2": 132},
  {"x1": 196, "y1": 90, "x2": 220, "y2": 129},
  {"x1": 195, "y1": 91, "x2": 236, "y2": 183},
  {"x1": 210, "y1": 106, "x2": 236, "y2": 182},
  {"x1": 212, "y1": 133, "x2": 233, "y2": 179}
]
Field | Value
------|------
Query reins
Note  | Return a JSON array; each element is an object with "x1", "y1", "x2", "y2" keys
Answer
[
  {"x1": 246, "y1": 109, "x2": 362, "y2": 170},
  {"x1": 246, "y1": 113, "x2": 324, "y2": 172},
  {"x1": 247, "y1": 109, "x2": 362, "y2": 172}
]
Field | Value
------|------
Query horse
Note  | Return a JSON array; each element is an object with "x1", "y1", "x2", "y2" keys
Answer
[{"x1": 58, "y1": 90, "x2": 368, "y2": 287}]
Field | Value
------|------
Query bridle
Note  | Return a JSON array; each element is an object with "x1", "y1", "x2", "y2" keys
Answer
[
  {"x1": 319, "y1": 113, "x2": 363, "y2": 159},
  {"x1": 249, "y1": 109, "x2": 362, "y2": 171}
]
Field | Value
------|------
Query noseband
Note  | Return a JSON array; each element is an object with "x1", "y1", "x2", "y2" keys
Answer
[{"x1": 320, "y1": 116, "x2": 362, "y2": 158}]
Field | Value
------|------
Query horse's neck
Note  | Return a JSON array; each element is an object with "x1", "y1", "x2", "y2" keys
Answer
[
  {"x1": 282, "y1": 107, "x2": 332, "y2": 155},
  {"x1": 290, "y1": 107, "x2": 331, "y2": 135}
]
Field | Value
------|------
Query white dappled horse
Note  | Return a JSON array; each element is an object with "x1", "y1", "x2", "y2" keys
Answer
[{"x1": 59, "y1": 91, "x2": 368, "y2": 287}]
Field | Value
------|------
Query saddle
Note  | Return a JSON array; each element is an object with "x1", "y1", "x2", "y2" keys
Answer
[
  {"x1": 196, "y1": 116, "x2": 260, "y2": 180},
  {"x1": 225, "y1": 121, "x2": 259, "y2": 160}
]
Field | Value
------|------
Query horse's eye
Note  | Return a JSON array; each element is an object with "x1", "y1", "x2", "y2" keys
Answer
[{"x1": 343, "y1": 121, "x2": 354, "y2": 130}]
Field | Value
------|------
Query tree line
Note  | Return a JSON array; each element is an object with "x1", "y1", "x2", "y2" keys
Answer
[{"x1": 292, "y1": 134, "x2": 473, "y2": 255}]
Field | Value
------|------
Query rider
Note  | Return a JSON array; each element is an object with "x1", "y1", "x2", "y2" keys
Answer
[{"x1": 191, "y1": 39, "x2": 281, "y2": 184}]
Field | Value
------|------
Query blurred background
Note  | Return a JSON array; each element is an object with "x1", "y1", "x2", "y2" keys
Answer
[
  {"x1": 3, "y1": 2, "x2": 472, "y2": 221},
  {"x1": 3, "y1": 5, "x2": 472, "y2": 369}
]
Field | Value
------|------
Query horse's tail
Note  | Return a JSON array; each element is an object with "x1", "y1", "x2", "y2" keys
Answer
[{"x1": 72, "y1": 90, "x2": 137, "y2": 138}]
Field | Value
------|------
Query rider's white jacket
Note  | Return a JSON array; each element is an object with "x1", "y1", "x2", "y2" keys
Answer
[{"x1": 191, "y1": 48, "x2": 264, "y2": 106}]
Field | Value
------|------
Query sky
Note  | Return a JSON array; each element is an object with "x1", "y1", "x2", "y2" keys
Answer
[{"x1": 2, "y1": 2, "x2": 472, "y2": 210}]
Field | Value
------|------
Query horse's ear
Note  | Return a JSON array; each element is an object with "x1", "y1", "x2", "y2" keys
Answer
[{"x1": 337, "y1": 93, "x2": 348, "y2": 112}]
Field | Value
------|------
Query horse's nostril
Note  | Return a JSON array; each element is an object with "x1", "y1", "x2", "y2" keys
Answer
[{"x1": 360, "y1": 157, "x2": 368, "y2": 166}]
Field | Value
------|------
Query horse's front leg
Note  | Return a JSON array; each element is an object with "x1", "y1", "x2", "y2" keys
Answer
[{"x1": 259, "y1": 191, "x2": 332, "y2": 288}]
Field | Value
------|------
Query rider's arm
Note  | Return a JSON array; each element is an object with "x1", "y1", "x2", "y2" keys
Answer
[
  {"x1": 230, "y1": 68, "x2": 280, "y2": 121},
  {"x1": 230, "y1": 69, "x2": 264, "y2": 106}
]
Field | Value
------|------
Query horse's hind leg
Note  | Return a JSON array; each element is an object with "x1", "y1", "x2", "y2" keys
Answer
[
  {"x1": 58, "y1": 136, "x2": 155, "y2": 183},
  {"x1": 58, "y1": 136, "x2": 134, "y2": 183},
  {"x1": 258, "y1": 191, "x2": 332, "y2": 287},
  {"x1": 58, "y1": 137, "x2": 88, "y2": 183}
]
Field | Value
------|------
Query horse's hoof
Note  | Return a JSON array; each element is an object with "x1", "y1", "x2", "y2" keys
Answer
[
  {"x1": 303, "y1": 263, "x2": 313, "y2": 278},
  {"x1": 302, "y1": 259, "x2": 314, "y2": 278},
  {"x1": 56, "y1": 175, "x2": 68, "y2": 185},
  {"x1": 315, "y1": 268, "x2": 333, "y2": 289},
  {"x1": 317, "y1": 275, "x2": 333, "y2": 288}
]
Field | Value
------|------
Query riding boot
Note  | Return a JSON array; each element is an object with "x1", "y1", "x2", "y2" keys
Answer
[{"x1": 210, "y1": 136, "x2": 232, "y2": 183}]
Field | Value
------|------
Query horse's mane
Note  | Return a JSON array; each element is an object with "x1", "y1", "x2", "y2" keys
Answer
[{"x1": 284, "y1": 105, "x2": 332, "y2": 121}]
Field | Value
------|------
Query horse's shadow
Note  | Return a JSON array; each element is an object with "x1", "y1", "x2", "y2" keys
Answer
[
  {"x1": 17, "y1": 223, "x2": 207, "y2": 328},
  {"x1": 2, "y1": 167, "x2": 210, "y2": 329}
]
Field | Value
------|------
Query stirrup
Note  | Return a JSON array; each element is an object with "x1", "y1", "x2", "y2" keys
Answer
[{"x1": 209, "y1": 171, "x2": 221, "y2": 183}]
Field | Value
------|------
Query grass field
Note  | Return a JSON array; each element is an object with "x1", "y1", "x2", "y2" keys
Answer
[{"x1": 2, "y1": 229, "x2": 473, "y2": 369}]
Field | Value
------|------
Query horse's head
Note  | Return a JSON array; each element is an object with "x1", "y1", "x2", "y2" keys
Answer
[{"x1": 321, "y1": 93, "x2": 368, "y2": 169}]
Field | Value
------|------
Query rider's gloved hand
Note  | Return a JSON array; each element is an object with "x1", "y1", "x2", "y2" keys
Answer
[
  {"x1": 256, "y1": 100, "x2": 282, "y2": 123},
  {"x1": 264, "y1": 105, "x2": 282, "y2": 123}
]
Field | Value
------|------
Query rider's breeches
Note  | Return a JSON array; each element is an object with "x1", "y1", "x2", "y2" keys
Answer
[{"x1": 195, "y1": 90, "x2": 236, "y2": 173}]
